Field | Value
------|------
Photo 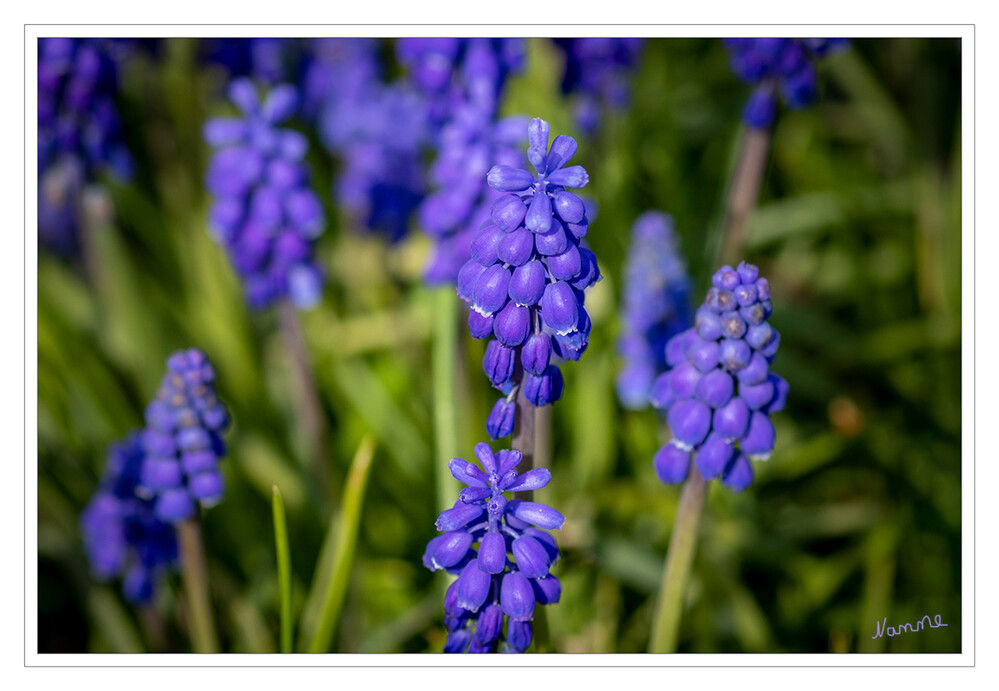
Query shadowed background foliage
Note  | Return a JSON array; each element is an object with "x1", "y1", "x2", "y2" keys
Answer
[{"x1": 37, "y1": 37, "x2": 961, "y2": 653}]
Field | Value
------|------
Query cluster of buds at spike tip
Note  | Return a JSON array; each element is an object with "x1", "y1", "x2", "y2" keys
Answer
[
  {"x1": 456, "y1": 117, "x2": 602, "y2": 439},
  {"x1": 723, "y1": 38, "x2": 849, "y2": 129},
  {"x1": 616, "y1": 211, "x2": 693, "y2": 410},
  {"x1": 423, "y1": 443, "x2": 563, "y2": 653},
  {"x1": 650, "y1": 262, "x2": 787, "y2": 492},
  {"x1": 81, "y1": 433, "x2": 178, "y2": 604},
  {"x1": 137, "y1": 349, "x2": 231, "y2": 523},
  {"x1": 204, "y1": 78, "x2": 325, "y2": 309}
]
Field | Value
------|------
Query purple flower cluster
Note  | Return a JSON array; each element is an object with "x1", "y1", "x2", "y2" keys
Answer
[
  {"x1": 424, "y1": 443, "x2": 563, "y2": 653},
  {"x1": 304, "y1": 39, "x2": 429, "y2": 243},
  {"x1": 204, "y1": 79, "x2": 325, "y2": 309},
  {"x1": 650, "y1": 263, "x2": 787, "y2": 492},
  {"x1": 137, "y1": 349, "x2": 231, "y2": 523},
  {"x1": 38, "y1": 38, "x2": 133, "y2": 255},
  {"x1": 396, "y1": 38, "x2": 525, "y2": 129},
  {"x1": 456, "y1": 118, "x2": 601, "y2": 438},
  {"x1": 302, "y1": 38, "x2": 380, "y2": 122},
  {"x1": 320, "y1": 79, "x2": 429, "y2": 243},
  {"x1": 421, "y1": 108, "x2": 527, "y2": 284},
  {"x1": 552, "y1": 38, "x2": 645, "y2": 136},
  {"x1": 201, "y1": 38, "x2": 301, "y2": 86},
  {"x1": 405, "y1": 39, "x2": 529, "y2": 283},
  {"x1": 81, "y1": 433, "x2": 178, "y2": 603},
  {"x1": 616, "y1": 211, "x2": 693, "y2": 410},
  {"x1": 723, "y1": 38, "x2": 849, "y2": 128}
]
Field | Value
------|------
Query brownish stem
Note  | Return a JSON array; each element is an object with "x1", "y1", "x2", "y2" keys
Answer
[
  {"x1": 139, "y1": 604, "x2": 169, "y2": 652},
  {"x1": 511, "y1": 370, "x2": 536, "y2": 499},
  {"x1": 721, "y1": 127, "x2": 772, "y2": 266},
  {"x1": 177, "y1": 518, "x2": 218, "y2": 653}
]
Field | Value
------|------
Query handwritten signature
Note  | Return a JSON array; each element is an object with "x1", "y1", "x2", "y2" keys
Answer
[{"x1": 873, "y1": 614, "x2": 948, "y2": 639}]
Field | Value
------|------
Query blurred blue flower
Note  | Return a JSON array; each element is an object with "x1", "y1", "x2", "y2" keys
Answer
[
  {"x1": 81, "y1": 433, "x2": 178, "y2": 604},
  {"x1": 457, "y1": 117, "x2": 602, "y2": 434},
  {"x1": 204, "y1": 78, "x2": 326, "y2": 309},
  {"x1": 397, "y1": 38, "x2": 525, "y2": 130},
  {"x1": 38, "y1": 38, "x2": 133, "y2": 255},
  {"x1": 319, "y1": 78, "x2": 429, "y2": 243},
  {"x1": 137, "y1": 349, "x2": 231, "y2": 523},
  {"x1": 201, "y1": 38, "x2": 302, "y2": 85},
  {"x1": 723, "y1": 38, "x2": 849, "y2": 128},
  {"x1": 424, "y1": 442, "x2": 564, "y2": 653},
  {"x1": 421, "y1": 108, "x2": 528, "y2": 284},
  {"x1": 616, "y1": 211, "x2": 693, "y2": 410},
  {"x1": 651, "y1": 262, "x2": 787, "y2": 492},
  {"x1": 552, "y1": 38, "x2": 645, "y2": 135}
]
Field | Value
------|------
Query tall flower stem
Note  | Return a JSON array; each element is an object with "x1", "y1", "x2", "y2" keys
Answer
[
  {"x1": 650, "y1": 124, "x2": 772, "y2": 654},
  {"x1": 432, "y1": 287, "x2": 460, "y2": 512},
  {"x1": 719, "y1": 126, "x2": 772, "y2": 266},
  {"x1": 178, "y1": 518, "x2": 219, "y2": 653},
  {"x1": 511, "y1": 368, "x2": 536, "y2": 490},
  {"x1": 534, "y1": 402, "x2": 553, "y2": 473},
  {"x1": 648, "y1": 471, "x2": 708, "y2": 653},
  {"x1": 278, "y1": 300, "x2": 332, "y2": 508},
  {"x1": 139, "y1": 604, "x2": 168, "y2": 652}
]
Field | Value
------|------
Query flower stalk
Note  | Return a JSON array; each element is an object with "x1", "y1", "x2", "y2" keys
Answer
[
  {"x1": 279, "y1": 300, "x2": 332, "y2": 509},
  {"x1": 178, "y1": 518, "x2": 219, "y2": 653}
]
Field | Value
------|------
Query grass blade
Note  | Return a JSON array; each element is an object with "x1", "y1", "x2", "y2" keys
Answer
[
  {"x1": 305, "y1": 436, "x2": 377, "y2": 653},
  {"x1": 272, "y1": 485, "x2": 293, "y2": 653}
]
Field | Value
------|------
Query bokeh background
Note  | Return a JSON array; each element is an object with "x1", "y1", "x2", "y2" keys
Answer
[{"x1": 36, "y1": 37, "x2": 962, "y2": 653}]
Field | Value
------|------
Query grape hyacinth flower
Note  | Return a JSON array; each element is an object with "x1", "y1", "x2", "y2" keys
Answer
[
  {"x1": 552, "y1": 38, "x2": 645, "y2": 136},
  {"x1": 319, "y1": 79, "x2": 429, "y2": 242},
  {"x1": 204, "y1": 79, "x2": 326, "y2": 308},
  {"x1": 301, "y1": 38, "x2": 380, "y2": 122},
  {"x1": 616, "y1": 211, "x2": 693, "y2": 410},
  {"x1": 414, "y1": 38, "x2": 529, "y2": 284},
  {"x1": 138, "y1": 349, "x2": 231, "y2": 523},
  {"x1": 723, "y1": 38, "x2": 849, "y2": 129},
  {"x1": 424, "y1": 442, "x2": 564, "y2": 653},
  {"x1": 457, "y1": 117, "x2": 602, "y2": 438},
  {"x1": 397, "y1": 38, "x2": 526, "y2": 131},
  {"x1": 201, "y1": 38, "x2": 302, "y2": 86},
  {"x1": 421, "y1": 108, "x2": 528, "y2": 284},
  {"x1": 81, "y1": 433, "x2": 179, "y2": 603},
  {"x1": 650, "y1": 262, "x2": 787, "y2": 492},
  {"x1": 38, "y1": 38, "x2": 133, "y2": 255}
]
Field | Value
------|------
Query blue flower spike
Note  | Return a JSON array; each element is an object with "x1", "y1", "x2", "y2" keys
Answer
[
  {"x1": 651, "y1": 262, "x2": 786, "y2": 492},
  {"x1": 616, "y1": 211, "x2": 693, "y2": 410},
  {"x1": 81, "y1": 433, "x2": 178, "y2": 604},
  {"x1": 138, "y1": 349, "x2": 232, "y2": 523},
  {"x1": 204, "y1": 79, "x2": 326, "y2": 310},
  {"x1": 723, "y1": 38, "x2": 849, "y2": 129},
  {"x1": 458, "y1": 117, "x2": 602, "y2": 437},
  {"x1": 424, "y1": 442, "x2": 564, "y2": 653}
]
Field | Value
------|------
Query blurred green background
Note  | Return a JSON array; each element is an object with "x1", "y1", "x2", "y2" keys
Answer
[{"x1": 36, "y1": 37, "x2": 962, "y2": 654}]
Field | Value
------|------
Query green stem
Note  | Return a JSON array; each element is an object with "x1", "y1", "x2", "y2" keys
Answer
[
  {"x1": 178, "y1": 518, "x2": 219, "y2": 653},
  {"x1": 306, "y1": 436, "x2": 377, "y2": 653},
  {"x1": 432, "y1": 288, "x2": 460, "y2": 512},
  {"x1": 272, "y1": 486, "x2": 293, "y2": 653},
  {"x1": 648, "y1": 471, "x2": 709, "y2": 653},
  {"x1": 278, "y1": 300, "x2": 332, "y2": 510}
]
